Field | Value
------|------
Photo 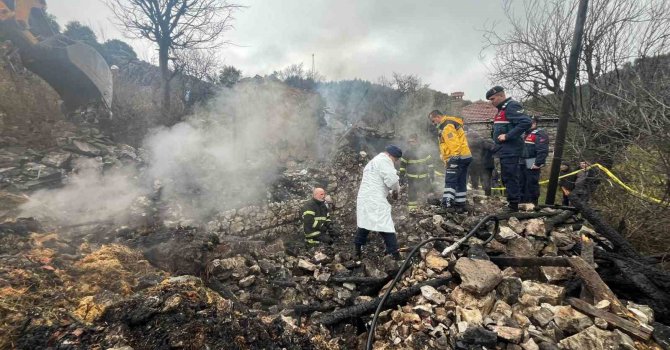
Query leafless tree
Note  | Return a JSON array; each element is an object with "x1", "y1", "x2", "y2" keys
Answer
[
  {"x1": 105, "y1": 0, "x2": 242, "y2": 116},
  {"x1": 175, "y1": 48, "x2": 221, "y2": 83}
]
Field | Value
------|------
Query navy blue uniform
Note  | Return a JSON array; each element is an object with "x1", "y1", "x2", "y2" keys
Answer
[
  {"x1": 492, "y1": 98, "x2": 532, "y2": 208},
  {"x1": 520, "y1": 128, "x2": 550, "y2": 204}
]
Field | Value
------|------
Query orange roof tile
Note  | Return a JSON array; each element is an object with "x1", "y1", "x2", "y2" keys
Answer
[{"x1": 461, "y1": 100, "x2": 497, "y2": 123}]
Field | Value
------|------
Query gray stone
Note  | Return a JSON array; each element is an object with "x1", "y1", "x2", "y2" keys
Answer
[
  {"x1": 521, "y1": 281, "x2": 565, "y2": 305},
  {"x1": 498, "y1": 226, "x2": 521, "y2": 242},
  {"x1": 238, "y1": 275, "x2": 256, "y2": 288},
  {"x1": 425, "y1": 250, "x2": 450, "y2": 272},
  {"x1": 451, "y1": 286, "x2": 496, "y2": 315},
  {"x1": 525, "y1": 218, "x2": 546, "y2": 237},
  {"x1": 491, "y1": 325, "x2": 524, "y2": 343},
  {"x1": 41, "y1": 151, "x2": 71, "y2": 168},
  {"x1": 529, "y1": 306, "x2": 554, "y2": 327},
  {"x1": 521, "y1": 338, "x2": 539, "y2": 350},
  {"x1": 508, "y1": 216, "x2": 525, "y2": 234},
  {"x1": 454, "y1": 257, "x2": 503, "y2": 296},
  {"x1": 507, "y1": 237, "x2": 535, "y2": 257},
  {"x1": 497, "y1": 277, "x2": 523, "y2": 305},
  {"x1": 558, "y1": 325, "x2": 619, "y2": 350},
  {"x1": 552, "y1": 305, "x2": 593, "y2": 334},
  {"x1": 421, "y1": 285, "x2": 447, "y2": 304},
  {"x1": 297, "y1": 259, "x2": 318, "y2": 272}
]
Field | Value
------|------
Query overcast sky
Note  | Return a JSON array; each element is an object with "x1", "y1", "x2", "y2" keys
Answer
[{"x1": 48, "y1": 0, "x2": 511, "y2": 100}]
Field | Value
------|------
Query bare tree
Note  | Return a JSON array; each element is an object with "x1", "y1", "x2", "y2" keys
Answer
[
  {"x1": 175, "y1": 48, "x2": 221, "y2": 83},
  {"x1": 106, "y1": 0, "x2": 242, "y2": 116}
]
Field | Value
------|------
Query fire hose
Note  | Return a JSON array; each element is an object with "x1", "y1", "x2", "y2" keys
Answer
[{"x1": 366, "y1": 214, "x2": 500, "y2": 350}]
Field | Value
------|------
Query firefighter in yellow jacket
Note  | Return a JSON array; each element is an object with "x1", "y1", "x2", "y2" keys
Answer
[{"x1": 428, "y1": 110, "x2": 472, "y2": 212}]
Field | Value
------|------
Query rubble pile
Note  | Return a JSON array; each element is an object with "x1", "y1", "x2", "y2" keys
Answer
[
  {"x1": 0, "y1": 126, "x2": 142, "y2": 193},
  {"x1": 1, "y1": 149, "x2": 668, "y2": 349}
]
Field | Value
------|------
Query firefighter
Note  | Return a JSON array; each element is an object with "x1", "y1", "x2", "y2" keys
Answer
[
  {"x1": 301, "y1": 188, "x2": 334, "y2": 245},
  {"x1": 428, "y1": 110, "x2": 472, "y2": 213},
  {"x1": 400, "y1": 134, "x2": 434, "y2": 210},
  {"x1": 468, "y1": 132, "x2": 496, "y2": 196},
  {"x1": 520, "y1": 116, "x2": 549, "y2": 205},
  {"x1": 486, "y1": 86, "x2": 532, "y2": 212}
]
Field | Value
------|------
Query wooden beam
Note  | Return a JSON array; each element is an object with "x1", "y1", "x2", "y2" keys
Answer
[
  {"x1": 489, "y1": 256, "x2": 570, "y2": 267},
  {"x1": 567, "y1": 298, "x2": 653, "y2": 341},
  {"x1": 568, "y1": 256, "x2": 628, "y2": 316}
]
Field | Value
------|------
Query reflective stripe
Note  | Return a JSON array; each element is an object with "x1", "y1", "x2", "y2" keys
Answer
[
  {"x1": 306, "y1": 239, "x2": 320, "y2": 244},
  {"x1": 314, "y1": 217, "x2": 327, "y2": 220},
  {"x1": 405, "y1": 155, "x2": 432, "y2": 164},
  {"x1": 444, "y1": 188, "x2": 455, "y2": 194},
  {"x1": 305, "y1": 231, "x2": 321, "y2": 238},
  {"x1": 312, "y1": 216, "x2": 328, "y2": 228},
  {"x1": 494, "y1": 121, "x2": 510, "y2": 124},
  {"x1": 407, "y1": 173, "x2": 428, "y2": 179},
  {"x1": 455, "y1": 192, "x2": 467, "y2": 196},
  {"x1": 303, "y1": 211, "x2": 315, "y2": 216},
  {"x1": 443, "y1": 194, "x2": 455, "y2": 199},
  {"x1": 455, "y1": 198, "x2": 466, "y2": 203},
  {"x1": 399, "y1": 167, "x2": 406, "y2": 171}
]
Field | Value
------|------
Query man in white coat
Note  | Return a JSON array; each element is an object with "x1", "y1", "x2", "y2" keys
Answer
[{"x1": 354, "y1": 145, "x2": 403, "y2": 260}]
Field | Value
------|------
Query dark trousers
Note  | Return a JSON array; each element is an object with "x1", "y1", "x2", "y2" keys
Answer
[
  {"x1": 407, "y1": 177, "x2": 430, "y2": 208},
  {"x1": 520, "y1": 166, "x2": 541, "y2": 204},
  {"x1": 470, "y1": 166, "x2": 493, "y2": 196},
  {"x1": 500, "y1": 157, "x2": 521, "y2": 206},
  {"x1": 354, "y1": 227, "x2": 399, "y2": 254},
  {"x1": 443, "y1": 157, "x2": 471, "y2": 207}
]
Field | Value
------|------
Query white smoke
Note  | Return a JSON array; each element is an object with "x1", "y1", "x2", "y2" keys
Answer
[{"x1": 20, "y1": 79, "x2": 324, "y2": 225}]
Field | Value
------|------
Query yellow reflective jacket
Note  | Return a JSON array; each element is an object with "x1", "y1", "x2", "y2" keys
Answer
[{"x1": 436, "y1": 115, "x2": 472, "y2": 163}]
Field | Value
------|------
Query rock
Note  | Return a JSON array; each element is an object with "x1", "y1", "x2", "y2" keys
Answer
[
  {"x1": 297, "y1": 259, "x2": 317, "y2": 272},
  {"x1": 421, "y1": 285, "x2": 447, "y2": 304},
  {"x1": 314, "y1": 272, "x2": 331, "y2": 282},
  {"x1": 540, "y1": 266, "x2": 572, "y2": 282},
  {"x1": 454, "y1": 257, "x2": 503, "y2": 296},
  {"x1": 314, "y1": 251, "x2": 330, "y2": 263},
  {"x1": 506, "y1": 237, "x2": 535, "y2": 257},
  {"x1": 558, "y1": 325, "x2": 619, "y2": 350},
  {"x1": 594, "y1": 317, "x2": 608, "y2": 329},
  {"x1": 521, "y1": 281, "x2": 565, "y2": 305},
  {"x1": 627, "y1": 301, "x2": 654, "y2": 325},
  {"x1": 491, "y1": 300, "x2": 513, "y2": 318},
  {"x1": 529, "y1": 306, "x2": 554, "y2": 327},
  {"x1": 508, "y1": 217, "x2": 525, "y2": 234},
  {"x1": 614, "y1": 330, "x2": 636, "y2": 350},
  {"x1": 65, "y1": 140, "x2": 103, "y2": 157},
  {"x1": 425, "y1": 250, "x2": 450, "y2": 272},
  {"x1": 497, "y1": 277, "x2": 523, "y2": 305},
  {"x1": 364, "y1": 263, "x2": 387, "y2": 279},
  {"x1": 537, "y1": 342, "x2": 560, "y2": 350},
  {"x1": 317, "y1": 286, "x2": 334, "y2": 300},
  {"x1": 498, "y1": 226, "x2": 521, "y2": 242},
  {"x1": 432, "y1": 215, "x2": 445, "y2": 227},
  {"x1": 525, "y1": 219, "x2": 546, "y2": 237},
  {"x1": 521, "y1": 338, "x2": 539, "y2": 350},
  {"x1": 41, "y1": 151, "x2": 71, "y2": 168},
  {"x1": 491, "y1": 325, "x2": 524, "y2": 343},
  {"x1": 457, "y1": 326, "x2": 497, "y2": 347},
  {"x1": 238, "y1": 275, "x2": 256, "y2": 288},
  {"x1": 451, "y1": 287, "x2": 496, "y2": 315},
  {"x1": 550, "y1": 230, "x2": 575, "y2": 250},
  {"x1": 457, "y1": 306, "x2": 483, "y2": 325},
  {"x1": 552, "y1": 306, "x2": 593, "y2": 334},
  {"x1": 519, "y1": 203, "x2": 535, "y2": 211},
  {"x1": 342, "y1": 283, "x2": 356, "y2": 291},
  {"x1": 595, "y1": 300, "x2": 610, "y2": 310}
]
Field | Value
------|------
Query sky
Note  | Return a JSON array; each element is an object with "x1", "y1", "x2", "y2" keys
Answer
[{"x1": 48, "y1": 0, "x2": 512, "y2": 100}]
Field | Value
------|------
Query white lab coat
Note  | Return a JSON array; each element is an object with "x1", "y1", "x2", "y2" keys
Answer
[{"x1": 356, "y1": 153, "x2": 400, "y2": 233}]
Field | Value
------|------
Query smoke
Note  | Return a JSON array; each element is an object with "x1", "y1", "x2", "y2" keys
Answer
[
  {"x1": 20, "y1": 79, "x2": 324, "y2": 225},
  {"x1": 20, "y1": 158, "x2": 145, "y2": 226}
]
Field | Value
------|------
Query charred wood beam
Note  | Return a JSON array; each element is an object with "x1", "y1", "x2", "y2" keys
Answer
[
  {"x1": 314, "y1": 277, "x2": 451, "y2": 326},
  {"x1": 495, "y1": 211, "x2": 561, "y2": 221},
  {"x1": 567, "y1": 256, "x2": 627, "y2": 316},
  {"x1": 569, "y1": 195, "x2": 640, "y2": 259},
  {"x1": 489, "y1": 256, "x2": 570, "y2": 267},
  {"x1": 595, "y1": 251, "x2": 670, "y2": 291},
  {"x1": 567, "y1": 298, "x2": 653, "y2": 341},
  {"x1": 544, "y1": 210, "x2": 575, "y2": 234}
]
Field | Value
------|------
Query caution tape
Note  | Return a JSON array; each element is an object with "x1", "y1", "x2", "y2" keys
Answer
[{"x1": 491, "y1": 163, "x2": 667, "y2": 205}]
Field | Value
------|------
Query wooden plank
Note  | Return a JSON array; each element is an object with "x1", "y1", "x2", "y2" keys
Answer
[
  {"x1": 579, "y1": 236, "x2": 596, "y2": 303},
  {"x1": 568, "y1": 256, "x2": 629, "y2": 316},
  {"x1": 568, "y1": 297, "x2": 653, "y2": 341},
  {"x1": 489, "y1": 256, "x2": 570, "y2": 267}
]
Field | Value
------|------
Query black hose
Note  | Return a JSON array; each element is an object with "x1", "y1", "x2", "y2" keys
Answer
[{"x1": 365, "y1": 214, "x2": 500, "y2": 350}]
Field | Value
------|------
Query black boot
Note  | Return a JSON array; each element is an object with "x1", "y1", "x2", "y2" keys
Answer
[
  {"x1": 354, "y1": 245, "x2": 362, "y2": 260},
  {"x1": 392, "y1": 252, "x2": 402, "y2": 261}
]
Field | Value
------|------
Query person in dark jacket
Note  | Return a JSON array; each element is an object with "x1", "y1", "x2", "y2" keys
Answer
[
  {"x1": 520, "y1": 116, "x2": 550, "y2": 205},
  {"x1": 400, "y1": 134, "x2": 434, "y2": 210},
  {"x1": 302, "y1": 188, "x2": 334, "y2": 245},
  {"x1": 486, "y1": 86, "x2": 532, "y2": 211},
  {"x1": 559, "y1": 163, "x2": 576, "y2": 206},
  {"x1": 468, "y1": 132, "x2": 496, "y2": 196}
]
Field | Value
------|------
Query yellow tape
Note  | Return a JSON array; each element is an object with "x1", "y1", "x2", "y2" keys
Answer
[{"x1": 491, "y1": 163, "x2": 667, "y2": 205}]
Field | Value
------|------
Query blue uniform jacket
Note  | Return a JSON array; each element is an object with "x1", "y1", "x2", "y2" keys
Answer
[{"x1": 492, "y1": 98, "x2": 532, "y2": 158}]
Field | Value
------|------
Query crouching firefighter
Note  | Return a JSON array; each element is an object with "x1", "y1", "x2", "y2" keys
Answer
[
  {"x1": 400, "y1": 134, "x2": 434, "y2": 210},
  {"x1": 302, "y1": 188, "x2": 334, "y2": 245}
]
